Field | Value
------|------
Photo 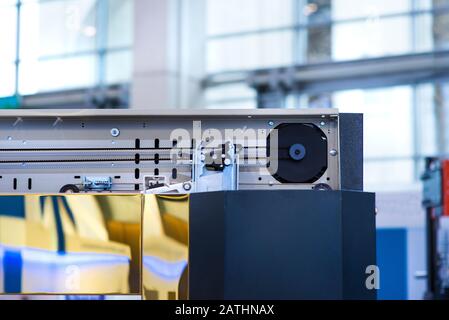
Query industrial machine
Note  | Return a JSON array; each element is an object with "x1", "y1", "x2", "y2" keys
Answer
[
  {"x1": 421, "y1": 157, "x2": 449, "y2": 299},
  {"x1": 0, "y1": 108, "x2": 362, "y2": 194},
  {"x1": 0, "y1": 108, "x2": 375, "y2": 300}
]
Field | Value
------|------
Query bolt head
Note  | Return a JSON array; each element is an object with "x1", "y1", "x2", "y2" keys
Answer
[
  {"x1": 183, "y1": 182, "x2": 192, "y2": 191},
  {"x1": 110, "y1": 128, "x2": 120, "y2": 137},
  {"x1": 329, "y1": 149, "x2": 338, "y2": 156}
]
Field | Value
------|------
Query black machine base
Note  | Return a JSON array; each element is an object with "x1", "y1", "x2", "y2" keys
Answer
[{"x1": 188, "y1": 190, "x2": 376, "y2": 300}]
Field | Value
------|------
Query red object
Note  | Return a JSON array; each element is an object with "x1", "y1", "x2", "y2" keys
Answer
[{"x1": 442, "y1": 160, "x2": 449, "y2": 216}]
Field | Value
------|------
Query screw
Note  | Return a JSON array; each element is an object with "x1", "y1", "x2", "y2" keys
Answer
[
  {"x1": 320, "y1": 121, "x2": 325, "y2": 126},
  {"x1": 329, "y1": 149, "x2": 338, "y2": 156},
  {"x1": 110, "y1": 128, "x2": 120, "y2": 137},
  {"x1": 183, "y1": 182, "x2": 192, "y2": 191},
  {"x1": 7, "y1": 136, "x2": 12, "y2": 141},
  {"x1": 268, "y1": 121, "x2": 274, "y2": 126}
]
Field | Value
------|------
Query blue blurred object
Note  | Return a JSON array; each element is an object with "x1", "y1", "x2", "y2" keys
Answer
[
  {"x1": 0, "y1": 96, "x2": 20, "y2": 109},
  {"x1": 3, "y1": 250, "x2": 22, "y2": 293},
  {"x1": 376, "y1": 228, "x2": 408, "y2": 300},
  {"x1": 0, "y1": 196, "x2": 25, "y2": 218}
]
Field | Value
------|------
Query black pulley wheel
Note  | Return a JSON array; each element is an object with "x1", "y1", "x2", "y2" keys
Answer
[
  {"x1": 267, "y1": 123, "x2": 328, "y2": 183},
  {"x1": 59, "y1": 184, "x2": 80, "y2": 193}
]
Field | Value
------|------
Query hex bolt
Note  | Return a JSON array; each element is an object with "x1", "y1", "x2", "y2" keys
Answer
[
  {"x1": 110, "y1": 128, "x2": 120, "y2": 137},
  {"x1": 329, "y1": 149, "x2": 338, "y2": 156},
  {"x1": 183, "y1": 182, "x2": 192, "y2": 191}
]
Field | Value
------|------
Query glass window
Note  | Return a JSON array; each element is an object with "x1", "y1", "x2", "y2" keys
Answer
[
  {"x1": 207, "y1": 31, "x2": 293, "y2": 73},
  {"x1": 364, "y1": 159, "x2": 415, "y2": 188},
  {"x1": 433, "y1": 12, "x2": 449, "y2": 50},
  {"x1": 20, "y1": 0, "x2": 97, "y2": 59},
  {"x1": 0, "y1": 62, "x2": 16, "y2": 97},
  {"x1": 433, "y1": 0, "x2": 449, "y2": 9},
  {"x1": 105, "y1": 50, "x2": 132, "y2": 84},
  {"x1": 335, "y1": 86, "x2": 415, "y2": 190},
  {"x1": 107, "y1": 0, "x2": 133, "y2": 48},
  {"x1": 436, "y1": 82, "x2": 449, "y2": 155},
  {"x1": 416, "y1": 84, "x2": 437, "y2": 156},
  {"x1": 205, "y1": 83, "x2": 256, "y2": 108},
  {"x1": 307, "y1": 25, "x2": 331, "y2": 62},
  {"x1": 206, "y1": 0, "x2": 293, "y2": 36},
  {"x1": 0, "y1": 4, "x2": 17, "y2": 62},
  {"x1": 205, "y1": 84, "x2": 255, "y2": 102},
  {"x1": 334, "y1": 86, "x2": 414, "y2": 159},
  {"x1": 332, "y1": 0, "x2": 411, "y2": 21},
  {"x1": 10, "y1": 0, "x2": 134, "y2": 95},
  {"x1": 206, "y1": 100, "x2": 257, "y2": 109},
  {"x1": 0, "y1": 1, "x2": 18, "y2": 7},
  {"x1": 413, "y1": 13, "x2": 433, "y2": 52},
  {"x1": 19, "y1": 55, "x2": 97, "y2": 94},
  {"x1": 332, "y1": 16, "x2": 412, "y2": 61}
]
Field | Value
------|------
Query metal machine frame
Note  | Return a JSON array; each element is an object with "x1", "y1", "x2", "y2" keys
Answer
[{"x1": 0, "y1": 109, "x2": 347, "y2": 194}]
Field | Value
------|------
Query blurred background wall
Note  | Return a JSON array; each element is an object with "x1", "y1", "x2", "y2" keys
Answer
[{"x1": 2, "y1": 0, "x2": 449, "y2": 299}]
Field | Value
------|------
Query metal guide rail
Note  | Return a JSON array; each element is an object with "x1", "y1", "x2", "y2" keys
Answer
[{"x1": 0, "y1": 109, "x2": 341, "y2": 194}]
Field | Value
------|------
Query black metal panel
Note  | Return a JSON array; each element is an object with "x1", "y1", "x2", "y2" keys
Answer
[
  {"x1": 188, "y1": 191, "x2": 226, "y2": 299},
  {"x1": 189, "y1": 190, "x2": 376, "y2": 300},
  {"x1": 341, "y1": 191, "x2": 377, "y2": 299},
  {"x1": 339, "y1": 113, "x2": 363, "y2": 191}
]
